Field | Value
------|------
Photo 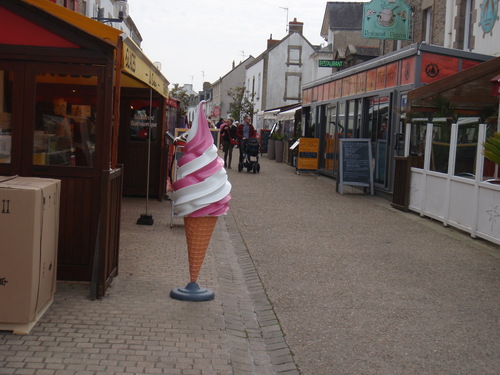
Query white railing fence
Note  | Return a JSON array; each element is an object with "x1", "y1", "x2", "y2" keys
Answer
[{"x1": 405, "y1": 120, "x2": 500, "y2": 245}]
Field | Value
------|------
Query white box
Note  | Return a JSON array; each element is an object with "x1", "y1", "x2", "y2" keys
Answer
[{"x1": 0, "y1": 176, "x2": 60, "y2": 334}]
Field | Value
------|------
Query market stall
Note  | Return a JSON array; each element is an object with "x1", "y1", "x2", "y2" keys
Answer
[{"x1": 0, "y1": 0, "x2": 169, "y2": 298}]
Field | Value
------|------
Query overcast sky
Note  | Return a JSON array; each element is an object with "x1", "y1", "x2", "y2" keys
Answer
[{"x1": 128, "y1": 0, "x2": 369, "y2": 92}]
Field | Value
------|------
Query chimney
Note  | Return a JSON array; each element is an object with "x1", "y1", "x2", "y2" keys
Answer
[
  {"x1": 289, "y1": 18, "x2": 303, "y2": 35},
  {"x1": 232, "y1": 60, "x2": 235, "y2": 69},
  {"x1": 267, "y1": 34, "x2": 280, "y2": 49}
]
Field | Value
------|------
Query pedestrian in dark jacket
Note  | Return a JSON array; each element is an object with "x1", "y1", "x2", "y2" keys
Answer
[{"x1": 220, "y1": 118, "x2": 237, "y2": 168}]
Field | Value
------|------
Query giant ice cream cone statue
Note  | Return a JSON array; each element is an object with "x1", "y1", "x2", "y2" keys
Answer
[{"x1": 170, "y1": 101, "x2": 231, "y2": 301}]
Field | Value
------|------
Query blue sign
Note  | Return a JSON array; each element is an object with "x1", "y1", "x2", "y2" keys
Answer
[{"x1": 479, "y1": 0, "x2": 499, "y2": 36}]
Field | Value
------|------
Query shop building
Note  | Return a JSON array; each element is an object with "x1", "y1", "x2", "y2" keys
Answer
[
  {"x1": 247, "y1": 19, "x2": 318, "y2": 133},
  {"x1": 0, "y1": 0, "x2": 170, "y2": 297},
  {"x1": 301, "y1": 43, "x2": 493, "y2": 192}
]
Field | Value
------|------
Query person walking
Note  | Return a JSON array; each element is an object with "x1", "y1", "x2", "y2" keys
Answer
[
  {"x1": 236, "y1": 115, "x2": 256, "y2": 164},
  {"x1": 220, "y1": 118, "x2": 237, "y2": 168}
]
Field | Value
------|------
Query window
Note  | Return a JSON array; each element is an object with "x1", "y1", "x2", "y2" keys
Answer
[
  {"x1": 257, "y1": 73, "x2": 261, "y2": 100},
  {"x1": 284, "y1": 73, "x2": 301, "y2": 100},
  {"x1": 251, "y1": 76, "x2": 255, "y2": 101},
  {"x1": 287, "y1": 46, "x2": 302, "y2": 66},
  {"x1": 429, "y1": 119, "x2": 452, "y2": 173},
  {"x1": 34, "y1": 72, "x2": 98, "y2": 167},
  {"x1": 130, "y1": 100, "x2": 159, "y2": 143},
  {"x1": 0, "y1": 70, "x2": 13, "y2": 164},
  {"x1": 423, "y1": 8, "x2": 432, "y2": 43},
  {"x1": 324, "y1": 104, "x2": 337, "y2": 171},
  {"x1": 65, "y1": 0, "x2": 76, "y2": 11},
  {"x1": 464, "y1": 0, "x2": 474, "y2": 50}
]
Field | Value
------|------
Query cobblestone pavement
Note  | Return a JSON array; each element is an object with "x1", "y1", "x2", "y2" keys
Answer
[
  {"x1": 227, "y1": 155, "x2": 500, "y2": 375},
  {"x1": 1, "y1": 155, "x2": 499, "y2": 375},
  {"x1": 0, "y1": 193, "x2": 296, "y2": 374}
]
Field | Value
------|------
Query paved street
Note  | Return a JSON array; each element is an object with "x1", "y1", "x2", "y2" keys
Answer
[
  {"x1": 228, "y1": 155, "x2": 499, "y2": 375},
  {"x1": 1, "y1": 155, "x2": 499, "y2": 375}
]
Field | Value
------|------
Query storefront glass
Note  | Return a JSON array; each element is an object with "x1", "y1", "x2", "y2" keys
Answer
[
  {"x1": 34, "y1": 72, "x2": 98, "y2": 167},
  {"x1": 409, "y1": 119, "x2": 428, "y2": 169},
  {"x1": 0, "y1": 70, "x2": 12, "y2": 164},
  {"x1": 337, "y1": 102, "x2": 346, "y2": 138},
  {"x1": 455, "y1": 119, "x2": 479, "y2": 177},
  {"x1": 367, "y1": 96, "x2": 390, "y2": 185},
  {"x1": 345, "y1": 101, "x2": 354, "y2": 138},
  {"x1": 325, "y1": 104, "x2": 337, "y2": 171},
  {"x1": 429, "y1": 118, "x2": 453, "y2": 173},
  {"x1": 130, "y1": 99, "x2": 159, "y2": 142}
]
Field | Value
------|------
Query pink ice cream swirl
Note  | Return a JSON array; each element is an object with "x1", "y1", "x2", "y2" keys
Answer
[{"x1": 172, "y1": 101, "x2": 231, "y2": 217}]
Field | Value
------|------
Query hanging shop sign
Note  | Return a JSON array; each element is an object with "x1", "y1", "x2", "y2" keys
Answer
[
  {"x1": 123, "y1": 39, "x2": 169, "y2": 98},
  {"x1": 362, "y1": 0, "x2": 411, "y2": 40}
]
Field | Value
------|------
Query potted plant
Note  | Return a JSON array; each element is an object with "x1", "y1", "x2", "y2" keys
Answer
[
  {"x1": 273, "y1": 132, "x2": 285, "y2": 163},
  {"x1": 483, "y1": 131, "x2": 500, "y2": 185},
  {"x1": 483, "y1": 132, "x2": 500, "y2": 165}
]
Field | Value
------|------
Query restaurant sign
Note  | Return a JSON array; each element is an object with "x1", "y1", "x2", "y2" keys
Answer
[
  {"x1": 319, "y1": 60, "x2": 343, "y2": 68},
  {"x1": 362, "y1": 0, "x2": 411, "y2": 40}
]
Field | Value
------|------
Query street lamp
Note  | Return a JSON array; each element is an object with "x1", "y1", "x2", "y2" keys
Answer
[{"x1": 92, "y1": 0, "x2": 129, "y2": 23}]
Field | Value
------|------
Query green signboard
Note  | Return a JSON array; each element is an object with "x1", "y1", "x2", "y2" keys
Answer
[
  {"x1": 318, "y1": 60, "x2": 343, "y2": 68},
  {"x1": 362, "y1": 0, "x2": 411, "y2": 40}
]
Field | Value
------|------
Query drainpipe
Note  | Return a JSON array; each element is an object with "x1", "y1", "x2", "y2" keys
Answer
[{"x1": 444, "y1": 0, "x2": 454, "y2": 48}]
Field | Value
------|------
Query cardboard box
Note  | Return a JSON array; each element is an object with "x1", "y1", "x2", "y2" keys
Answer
[{"x1": 0, "y1": 176, "x2": 60, "y2": 334}]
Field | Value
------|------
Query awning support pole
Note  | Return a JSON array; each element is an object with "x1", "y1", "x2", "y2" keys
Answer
[{"x1": 137, "y1": 88, "x2": 154, "y2": 225}]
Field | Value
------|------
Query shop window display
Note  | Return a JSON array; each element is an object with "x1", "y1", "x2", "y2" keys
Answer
[
  {"x1": 33, "y1": 74, "x2": 97, "y2": 167},
  {"x1": 130, "y1": 100, "x2": 159, "y2": 142}
]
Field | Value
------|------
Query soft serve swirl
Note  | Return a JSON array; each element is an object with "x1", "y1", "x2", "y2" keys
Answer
[{"x1": 172, "y1": 101, "x2": 231, "y2": 217}]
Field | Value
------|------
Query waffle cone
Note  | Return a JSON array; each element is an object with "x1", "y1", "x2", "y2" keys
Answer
[{"x1": 184, "y1": 216, "x2": 218, "y2": 282}]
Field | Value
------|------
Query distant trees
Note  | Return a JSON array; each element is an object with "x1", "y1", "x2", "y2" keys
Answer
[
  {"x1": 227, "y1": 87, "x2": 254, "y2": 122},
  {"x1": 169, "y1": 84, "x2": 190, "y2": 115}
]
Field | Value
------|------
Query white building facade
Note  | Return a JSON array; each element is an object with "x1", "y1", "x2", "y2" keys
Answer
[
  {"x1": 443, "y1": 0, "x2": 500, "y2": 56},
  {"x1": 210, "y1": 57, "x2": 255, "y2": 122},
  {"x1": 246, "y1": 19, "x2": 319, "y2": 132}
]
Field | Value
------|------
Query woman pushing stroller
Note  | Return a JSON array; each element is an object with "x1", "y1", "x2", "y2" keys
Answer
[
  {"x1": 236, "y1": 115, "x2": 256, "y2": 165},
  {"x1": 236, "y1": 115, "x2": 260, "y2": 173}
]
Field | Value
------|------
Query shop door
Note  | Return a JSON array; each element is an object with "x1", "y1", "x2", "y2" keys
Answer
[
  {"x1": 323, "y1": 104, "x2": 338, "y2": 174},
  {"x1": 367, "y1": 95, "x2": 391, "y2": 188},
  {"x1": 118, "y1": 95, "x2": 162, "y2": 198}
]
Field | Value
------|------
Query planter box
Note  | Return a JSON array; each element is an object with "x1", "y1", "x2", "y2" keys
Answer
[
  {"x1": 275, "y1": 140, "x2": 284, "y2": 163},
  {"x1": 268, "y1": 139, "x2": 275, "y2": 160}
]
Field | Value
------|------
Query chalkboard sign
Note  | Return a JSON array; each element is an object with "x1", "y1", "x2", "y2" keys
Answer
[
  {"x1": 260, "y1": 129, "x2": 271, "y2": 154},
  {"x1": 338, "y1": 138, "x2": 374, "y2": 195}
]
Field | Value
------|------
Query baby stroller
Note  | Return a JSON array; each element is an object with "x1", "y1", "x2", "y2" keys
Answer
[{"x1": 238, "y1": 138, "x2": 260, "y2": 173}]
